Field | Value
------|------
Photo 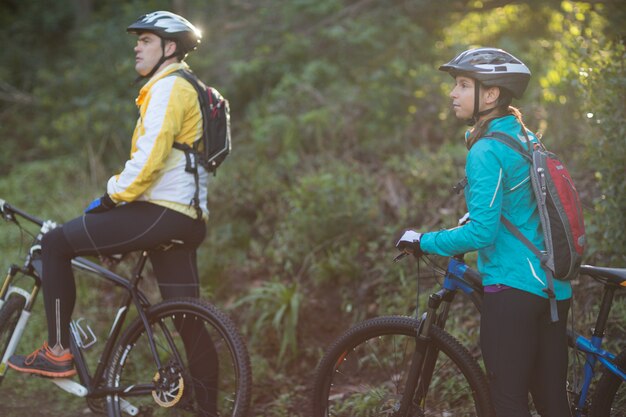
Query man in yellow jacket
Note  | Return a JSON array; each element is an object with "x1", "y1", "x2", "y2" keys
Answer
[{"x1": 9, "y1": 11, "x2": 218, "y2": 415}]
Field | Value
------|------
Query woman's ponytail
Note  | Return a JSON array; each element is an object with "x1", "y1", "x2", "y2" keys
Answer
[{"x1": 466, "y1": 105, "x2": 526, "y2": 150}]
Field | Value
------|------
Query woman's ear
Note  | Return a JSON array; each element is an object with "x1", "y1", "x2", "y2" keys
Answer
[{"x1": 484, "y1": 86, "x2": 501, "y2": 105}]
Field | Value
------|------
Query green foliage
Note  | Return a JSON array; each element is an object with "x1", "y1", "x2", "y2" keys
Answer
[
  {"x1": 234, "y1": 280, "x2": 302, "y2": 368},
  {"x1": 273, "y1": 164, "x2": 380, "y2": 270},
  {"x1": 0, "y1": 156, "x2": 92, "y2": 221},
  {"x1": 0, "y1": 0, "x2": 624, "y2": 414},
  {"x1": 574, "y1": 39, "x2": 626, "y2": 265},
  {"x1": 383, "y1": 143, "x2": 468, "y2": 225}
]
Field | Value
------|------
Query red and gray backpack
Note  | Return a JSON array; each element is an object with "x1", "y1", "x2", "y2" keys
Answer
[{"x1": 486, "y1": 130, "x2": 586, "y2": 321}]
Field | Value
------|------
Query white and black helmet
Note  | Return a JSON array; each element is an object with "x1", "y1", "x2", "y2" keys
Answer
[
  {"x1": 439, "y1": 47, "x2": 531, "y2": 99},
  {"x1": 127, "y1": 11, "x2": 202, "y2": 56}
]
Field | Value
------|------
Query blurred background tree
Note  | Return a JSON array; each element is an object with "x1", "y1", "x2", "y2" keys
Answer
[{"x1": 0, "y1": 0, "x2": 623, "y2": 414}]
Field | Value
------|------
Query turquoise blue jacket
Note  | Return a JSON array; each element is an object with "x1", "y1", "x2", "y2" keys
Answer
[{"x1": 420, "y1": 115, "x2": 572, "y2": 300}]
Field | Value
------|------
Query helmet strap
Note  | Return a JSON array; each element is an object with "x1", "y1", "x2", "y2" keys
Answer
[
  {"x1": 467, "y1": 82, "x2": 481, "y2": 126},
  {"x1": 467, "y1": 81, "x2": 498, "y2": 126}
]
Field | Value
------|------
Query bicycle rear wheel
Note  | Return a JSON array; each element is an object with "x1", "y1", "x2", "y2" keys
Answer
[
  {"x1": 0, "y1": 294, "x2": 26, "y2": 386},
  {"x1": 590, "y1": 349, "x2": 626, "y2": 417},
  {"x1": 106, "y1": 297, "x2": 251, "y2": 417},
  {"x1": 311, "y1": 315, "x2": 493, "y2": 417}
]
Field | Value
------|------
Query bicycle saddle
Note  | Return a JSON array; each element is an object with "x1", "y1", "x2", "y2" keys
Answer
[{"x1": 580, "y1": 265, "x2": 626, "y2": 286}]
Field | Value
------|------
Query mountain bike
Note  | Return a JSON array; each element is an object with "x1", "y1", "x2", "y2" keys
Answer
[
  {"x1": 0, "y1": 198, "x2": 252, "y2": 417},
  {"x1": 311, "y1": 251, "x2": 626, "y2": 416}
]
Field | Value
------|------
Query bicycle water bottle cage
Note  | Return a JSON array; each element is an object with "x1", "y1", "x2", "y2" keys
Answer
[{"x1": 70, "y1": 318, "x2": 97, "y2": 350}]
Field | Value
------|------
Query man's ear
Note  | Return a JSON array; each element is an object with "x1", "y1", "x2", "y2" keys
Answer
[
  {"x1": 165, "y1": 40, "x2": 177, "y2": 57},
  {"x1": 484, "y1": 86, "x2": 501, "y2": 105}
]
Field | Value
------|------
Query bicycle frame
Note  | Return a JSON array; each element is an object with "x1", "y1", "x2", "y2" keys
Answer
[
  {"x1": 69, "y1": 255, "x2": 165, "y2": 398},
  {"x1": 568, "y1": 265, "x2": 626, "y2": 417},
  {"x1": 0, "y1": 200, "x2": 187, "y2": 414}
]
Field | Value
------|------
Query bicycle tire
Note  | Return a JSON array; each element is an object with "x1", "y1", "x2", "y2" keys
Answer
[
  {"x1": 0, "y1": 294, "x2": 26, "y2": 386},
  {"x1": 105, "y1": 297, "x2": 251, "y2": 417},
  {"x1": 590, "y1": 349, "x2": 626, "y2": 417},
  {"x1": 311, "y1": 315, "x2": 493, "y2": 417}
]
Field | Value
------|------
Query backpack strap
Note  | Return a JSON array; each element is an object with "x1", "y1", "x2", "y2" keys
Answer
[
  {"x1": 172, "y1": 140, "x2": 203, "y2": 221},
  {"x1": 501, "y1": 215, "x2": 559, "y2": 321},
  {"x1": 500, "y1": 216, "x2": 543, "y2": 259},
  {"x1": 170, "y1": 69, "x2": 208, "y2": 221},
  {"x1": 173, "y1": 69, "x2": 210, "y2": 157},
  {"x1": 483, "y1": 131, "x2": 532, "y2": 161}
]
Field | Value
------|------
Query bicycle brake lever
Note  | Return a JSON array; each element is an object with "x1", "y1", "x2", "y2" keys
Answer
[
  {"x1": 0, "y1": 199, "x2": 11, "y2": 221},
  {"x1": 393, "y1": 252, "x2": 408, "y2": 262}
]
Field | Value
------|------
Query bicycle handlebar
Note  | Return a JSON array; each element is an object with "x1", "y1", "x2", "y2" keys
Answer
[{"x1": 0, "y1": 198, "x2": 45, "y2": 227}]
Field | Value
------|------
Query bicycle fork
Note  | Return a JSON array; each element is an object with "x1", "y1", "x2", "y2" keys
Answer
[
  {"x1": 0, "y1": 265, "x2": 39, "y2": 383},
  {"x1": 398, "y1": 288, "x2": 454, "y2": 415}
]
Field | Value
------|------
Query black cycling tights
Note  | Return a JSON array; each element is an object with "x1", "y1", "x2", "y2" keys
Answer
[
  {"x1": 481, "y1": 289, "x2": 572, "y2": 417},
  {"x1": 41, "y1": 202, "x2": 216, "y2": 414}
]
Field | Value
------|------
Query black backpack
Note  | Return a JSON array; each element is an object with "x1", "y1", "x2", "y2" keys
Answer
[{"x1": 172, "y1": 69, "x2": 231, "y2": 218}]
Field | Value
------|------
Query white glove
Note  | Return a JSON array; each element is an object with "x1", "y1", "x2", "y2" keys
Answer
[{"x1": 396, "y1": 230, "x2": 423, "y2": 253}]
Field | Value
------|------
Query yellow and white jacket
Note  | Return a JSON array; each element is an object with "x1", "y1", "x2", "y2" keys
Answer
[{"x1": 107, "y1": 62, "x2": 208, "y2": 220}]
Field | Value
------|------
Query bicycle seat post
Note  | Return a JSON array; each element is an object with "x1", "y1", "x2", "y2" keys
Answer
[
  {"x1": 591, "y1": 285, "x2": 617, "y2": 341},
  {"x1": 129, "y1": 251, "x2": 150, "y2": 290}
]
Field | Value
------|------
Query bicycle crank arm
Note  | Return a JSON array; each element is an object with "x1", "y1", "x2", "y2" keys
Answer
[
  {"x1": 120, "y1": 399, "x2": 139, "y2": 416},
  {"x1": 51, "y1": 378, "x2": 88, "y2": 396},
  {"x1": 50, "y1": 379, "x2": 139, "y2": 416}
]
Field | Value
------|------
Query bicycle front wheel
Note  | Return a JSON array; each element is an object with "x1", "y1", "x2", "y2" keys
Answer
[
  {"x1": 0, "y1": 294, "x2": 26, "y2": 386},
  {"x1": 590, "y1": 349, "x2": 626, "y2": 417},
  {"x1": 106, "y1": 297, "x2": 251, "y2": 417},
  {"x1": 311, "y1": 315, "x2": 493, "y2": 417}
]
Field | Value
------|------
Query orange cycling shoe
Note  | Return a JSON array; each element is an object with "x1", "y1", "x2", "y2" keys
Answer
[{"x1": 8, "y1": 341, "x2": 76, "y2": 378}]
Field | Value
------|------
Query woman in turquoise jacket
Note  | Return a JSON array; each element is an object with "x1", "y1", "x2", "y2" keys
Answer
[{"x1": 399, "y1": 48, "x2": 572, "y2": 417}]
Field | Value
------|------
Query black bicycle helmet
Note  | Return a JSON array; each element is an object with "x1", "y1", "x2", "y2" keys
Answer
[
  {"x1": 439, "y1": 47, "x2": 531, "y2": 99},
  {"x1": 127, "y1": 11, "x2": 202, "y2": 56},
  {"x1": 440, "y1": 47, "x2": 531, "y2": 125}
]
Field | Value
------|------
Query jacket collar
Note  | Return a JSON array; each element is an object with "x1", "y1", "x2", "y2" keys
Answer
[{"x1": 136, "y1": 62, "x2": 190, "y2": 106}]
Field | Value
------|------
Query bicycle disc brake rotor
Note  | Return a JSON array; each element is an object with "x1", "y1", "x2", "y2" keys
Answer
[{"x1": 151, "y1": 366, "x2": 185, "y2": 408}]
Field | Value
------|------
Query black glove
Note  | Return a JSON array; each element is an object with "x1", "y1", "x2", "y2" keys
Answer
[{"x1": 84, "y1": 194, "x2": 116, "y2": 214}]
